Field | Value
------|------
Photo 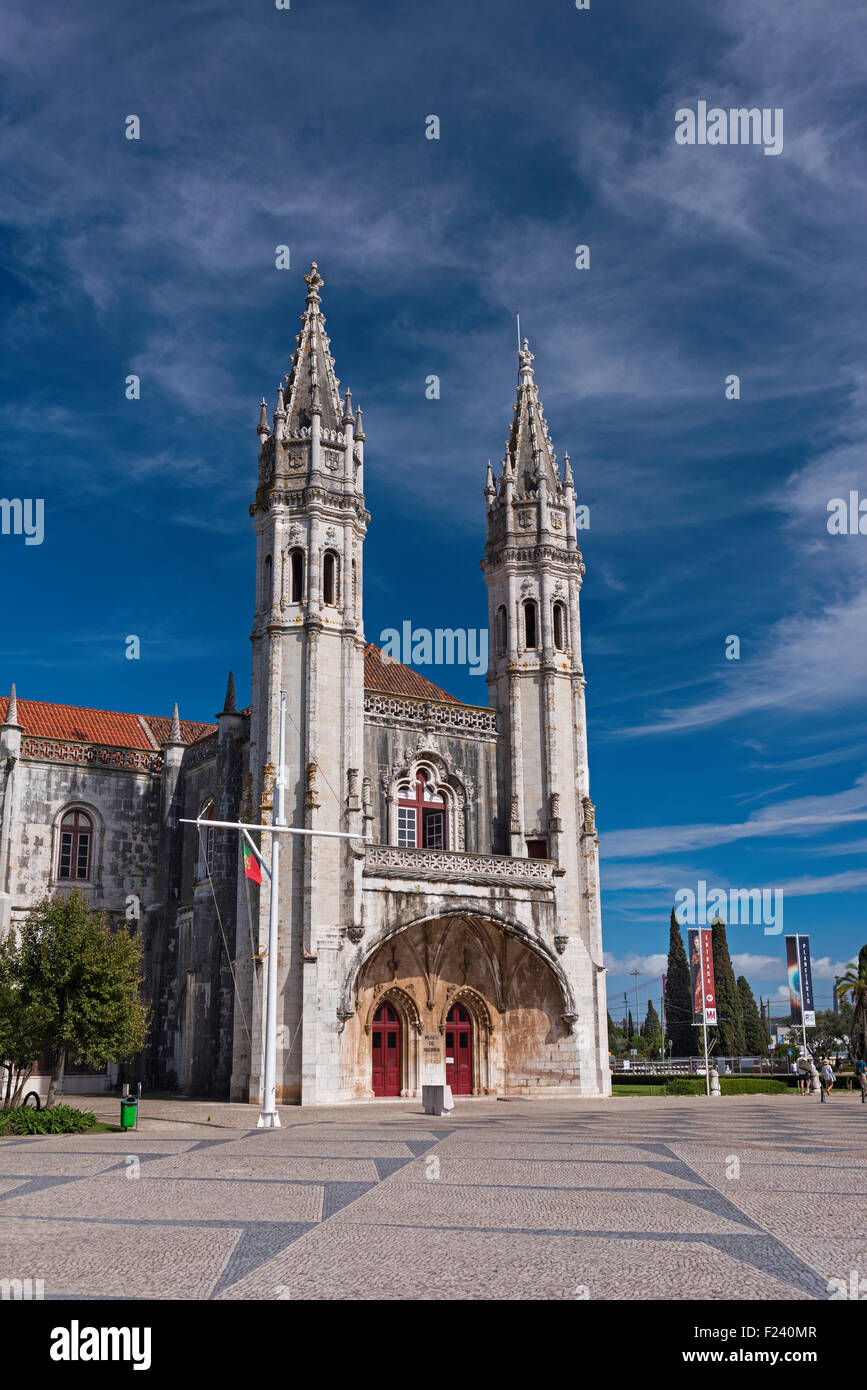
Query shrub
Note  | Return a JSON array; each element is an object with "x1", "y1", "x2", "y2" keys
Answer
[
  {"x1": 663, "y1": 1077, "x2": 790, "y2": 1097},
  {"x1": 0, "y1": 1103, "x2": 98, "y2": 1135}
]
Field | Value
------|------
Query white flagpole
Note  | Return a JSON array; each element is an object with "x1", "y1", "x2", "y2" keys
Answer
[
  {"x1": 180, "y1": 690, "x2": 370, "y2": 1125},
  {"x1": 258, "y1": 692, "x2": 286, "y2": 1128}
]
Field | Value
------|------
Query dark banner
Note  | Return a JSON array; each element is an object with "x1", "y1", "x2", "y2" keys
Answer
[
  {"x1": 786, "y1": 935, "x2": 802, "y2": 1025},
  {"x1": 798, "y1": 935, "x2": 816, "y2": 1027}
]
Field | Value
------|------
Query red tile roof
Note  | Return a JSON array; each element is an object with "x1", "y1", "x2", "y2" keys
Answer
[
  {"x1": 363, "y1": 643, "x2": 462, "y2": 704},
  {"x1": 0, "y1": 697, "x2": 217, "y2": 750}
]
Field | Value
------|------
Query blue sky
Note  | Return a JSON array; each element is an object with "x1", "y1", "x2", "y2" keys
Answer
[{"x1": 1, "y1": 0, "x2": 865, "y2": 1020}]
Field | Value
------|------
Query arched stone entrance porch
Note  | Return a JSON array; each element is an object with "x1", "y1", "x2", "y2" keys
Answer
[{"x1": 339, "y1": 912, "x2": 582, "y2": 1099}]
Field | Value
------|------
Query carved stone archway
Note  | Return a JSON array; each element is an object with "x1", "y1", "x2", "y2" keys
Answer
[
  {"x1": 362, "y1": 985, "x2": 422, "y2": 1098},
  {"x1": 439, "y1": 985, "x2": 494, "y2": 1095}
]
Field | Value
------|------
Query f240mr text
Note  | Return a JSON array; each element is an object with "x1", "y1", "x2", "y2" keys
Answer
[{"x1": 694, "y1": 1327, "x2": 816, "y2": 1340}]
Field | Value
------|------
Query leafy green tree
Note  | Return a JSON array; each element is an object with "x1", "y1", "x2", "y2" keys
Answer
[
  {"x1": 665, "y1": 910, "x2": 695, "y2": 1055},
  {"x1": 710, "y1": 917, "x2": 746, "y2": 1055},
  {"x1": 836, "y1": 948, "x2": 867, "y2": 1061},
  {"x1": 626, "y1": 1009, "x2": 636, "y2": 1048},
  {"x1": 16, "y1": 892, "x2": 150, "y2": 1105},
  {"x1": 806, "y1": 1009, "x2": 849, "y2": 1062},
  {"x1": 0, "y1": 933, "x2": 46, "y2": 1108},
  {"x1": 737, "y1": 976, "x2": 766, "y2": 1054},
  {"x1": 607, "y1": 1013, "x2": 627, "y2": 1058}
]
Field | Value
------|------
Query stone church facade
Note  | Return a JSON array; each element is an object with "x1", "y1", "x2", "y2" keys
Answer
[{"x1": 0, "y1": 264, "x2": 610, "y2": 1104}]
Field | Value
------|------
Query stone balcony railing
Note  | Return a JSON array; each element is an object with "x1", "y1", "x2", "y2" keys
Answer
[{"x1": 364, "y1": 844, "x2": 556, "y2": 887}]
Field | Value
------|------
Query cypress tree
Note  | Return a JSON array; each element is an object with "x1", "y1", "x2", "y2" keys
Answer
[
  {"x1": 665, "y1": 909, "x2": 695, "y2": 1055},
  {"x1": 626, "y1": 1009, "x2": 635, "y2": 1045},
  {"x1": 710, "y1": 916, "x2": 746, "y2": 1055},
  {"x1": 737, "y1": 975, "x2": 766, "y2": 1054},
  {"x1": 643, "y1": 1000, "x2": 662, "y2": 1049}
]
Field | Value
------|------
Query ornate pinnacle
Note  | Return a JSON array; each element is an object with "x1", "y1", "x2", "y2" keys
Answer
[
  {"x1": 168, "y1": 702, "x2": 182, "y2": 745},
  {"x1": 304, "y1": 261, "x2": 324, "y2": 304},
  {"x1": 222, "y1": 670, "x2": 237, "y2": 715},
  {"x1": 563, "y1": 452, "x2": 574, "y2": 489},
  {"x1": 342, "y1": 388, "x2": 355, "y2": 425},
  {"x1": 4, "y1": 683, "x2": 19, "y2": 727},
  {"x1": 484, "y1": 460, "x2": 496, "y2": 499},
  {"x1": 257, "y1": 399, "x2": 270, "y2": 438},
  {"x1": 354, "y1": 404, "x2": 365, "y2": 441},
  {"x1": 518, "y1": 336, "x2": 535, "y2": 375}
]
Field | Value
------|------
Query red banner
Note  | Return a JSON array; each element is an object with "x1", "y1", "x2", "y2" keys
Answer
[{"x1": 688, "y1": 927, "x2": 717, "y2": 1025}]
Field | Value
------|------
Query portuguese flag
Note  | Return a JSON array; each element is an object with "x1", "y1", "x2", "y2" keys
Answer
[{"x1": 242, "y1": 842, "x2": 262, "y2": 885}]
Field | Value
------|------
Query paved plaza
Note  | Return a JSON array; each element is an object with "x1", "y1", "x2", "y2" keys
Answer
[{"x1": 0, "y1": 1093, "x2": 864, "y2": 1300}]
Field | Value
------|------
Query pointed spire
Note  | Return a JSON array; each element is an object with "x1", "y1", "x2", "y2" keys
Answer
[
  {"x1": 354, "y1": 404, "x2": 365, "y2": 441},
  {"x1": 257, "y1": 398, "x2": 270, "y2": 439},
  {"x1": 505, "y1": 335, "x2": 560, "y2": 494},
  {"x1": 168, "y1": 702, "x2": 183, "y2": 745},
  {"x1": 563, "y1": 451, "x2": 574, "y2": 490},
  {"x1": 342, "y1": 389, "x2": 355, "y2": 425},
  {"x1": 3, "y1": 683, "x2": 20, "y2": 728},
  {"x1": 221, "y1": 671, "x2": 237, "y2": 715},
  {"x1": 484, "y1": 460, "x2": 496, "y2": 501},
  {"x1": 274, "y1": 381, "x2": 286, "y2": 422},
  {"x1": 282, "y1": 263, "x2": 343, "y2": 434}
]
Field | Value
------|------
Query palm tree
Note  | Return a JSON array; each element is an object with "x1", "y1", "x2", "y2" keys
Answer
[{"x1": 836, "y1": 955, "x2": 867, "y2": 1061}]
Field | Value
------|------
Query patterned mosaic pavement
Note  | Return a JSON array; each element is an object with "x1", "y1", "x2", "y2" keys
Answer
[{"x1": 0, "y1": 1093, "x2": 864, "y2": 1300}]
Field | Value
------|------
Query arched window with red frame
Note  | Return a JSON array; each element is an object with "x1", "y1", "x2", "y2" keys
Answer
[
  {"x1": 58, "y1": 809, "x2": 93, "y2": 881},
  {"x1": 397, "y1": 770, "x2": 447, "y2": 849}
]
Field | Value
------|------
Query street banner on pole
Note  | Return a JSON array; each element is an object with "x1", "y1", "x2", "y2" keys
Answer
[
  {"x1": 798, "y1": 935, "x2": 816, "y2": 1028},
  {"x1": 786, "y1": 935, "x2": 802, "y2": 1026},
  {"x1": 688, "y1": 927, "x2": 718, "y2": 1026}
]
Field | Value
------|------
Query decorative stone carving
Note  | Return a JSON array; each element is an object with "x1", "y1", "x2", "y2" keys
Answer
[
  {"x1": 21, "y1": 740, "x2": 164, "y2": 773},
  {"x1": 305, "y1": 760, "x2": 320, "y2": 810},
  {"x1": 364, "y1": 845, "x2": 555, "y2": 885},
  {"x1": 346, "y1": 925, "x2": 365, "y2": 945},
  {"x1": 260, "y1": 762, "x2": 275, "y2": 814},
  {"x1": 364, "y1": 693, "x2": 498, "y2": 738},
  {"x1": 554, "y1": 935, "x2": 569, "y2": 955},
  {"x1": 582, "y1": 796, "x2": 596, "y2": 834}
]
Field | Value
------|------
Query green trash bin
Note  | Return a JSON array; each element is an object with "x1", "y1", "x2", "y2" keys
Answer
[{"x1": 120, "y1": 1096, "x2": 137, "y2": 1129}]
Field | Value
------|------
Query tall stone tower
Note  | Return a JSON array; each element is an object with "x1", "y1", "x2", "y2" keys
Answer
[
  {"x1": 482, "y1": 338, "x2": 608, "y2": 1088},
  {"x1": 239, "y1": 263, "x2": 369, "y2": 1105}
]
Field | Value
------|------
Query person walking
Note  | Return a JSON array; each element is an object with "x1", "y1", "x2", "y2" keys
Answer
[
  {"x1": 855, "y1": 1056, "x2": 867, "y2": 1104},
  {"x1": 797, "y1": 1055, "x2": 811, "y2": 1096},
  {"x1": 820, "y1": 1058, "x2": 834, "y2": 1102}
]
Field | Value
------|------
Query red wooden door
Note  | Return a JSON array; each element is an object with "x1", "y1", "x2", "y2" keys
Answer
[
  {"x1": 445, "y1": 1004, "x2": 473, "y2": 1095},
  {"x1": 371, "y1": 1003, "x2": 401, "y2": 1096}
]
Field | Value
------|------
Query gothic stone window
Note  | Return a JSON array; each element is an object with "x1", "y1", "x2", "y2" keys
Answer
[
  {"x1": 197, "y1": 801, "x2": 216, "y2": 879},
  {"x1": 496, "y1": 605, "x2": 507, "y2": 655},
  {"x1": 524, "y1": 599, "x2": 538, "y2": 650},
  {"x1": 58, "y1": 809, "x2": 93, "y2": 881},
  {"x1": 290, "y1": 549, "x2": 304, "y2": 603},
  {"x1": 553, "y1": 600, "x2": 567, "y2": 651},
  {"x1": 397, "y1": 770, "x2": 446, "y2": 849},
  {"x1": 322, "y1": 551, "x2": 339, "y2": 605}
]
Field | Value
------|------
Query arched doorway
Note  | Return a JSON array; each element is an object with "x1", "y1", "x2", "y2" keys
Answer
[
  {"x1": 445, "y1": 1003, "x2": 473, "y2": 1095},
  {"x1": 371, "y1": 1002, "x2": 401, "y2": 1096}
]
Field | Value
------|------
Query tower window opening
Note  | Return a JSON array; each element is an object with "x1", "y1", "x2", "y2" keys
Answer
[
  {"x1": 323, "y1": 551, "x2": 338, "y2": 605},
  {"x1": 553, "y1": 601, "x2": 566, "y2": 651},
  {"x1": 290, "y1": 549, "x2": 304, "y2": 603},
  {"x1": 496, "y1": 605, "x2": 507, "y2": 655},
  {"x1": 524, "y1": 600, "x2": 537, "y2": 649}
]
